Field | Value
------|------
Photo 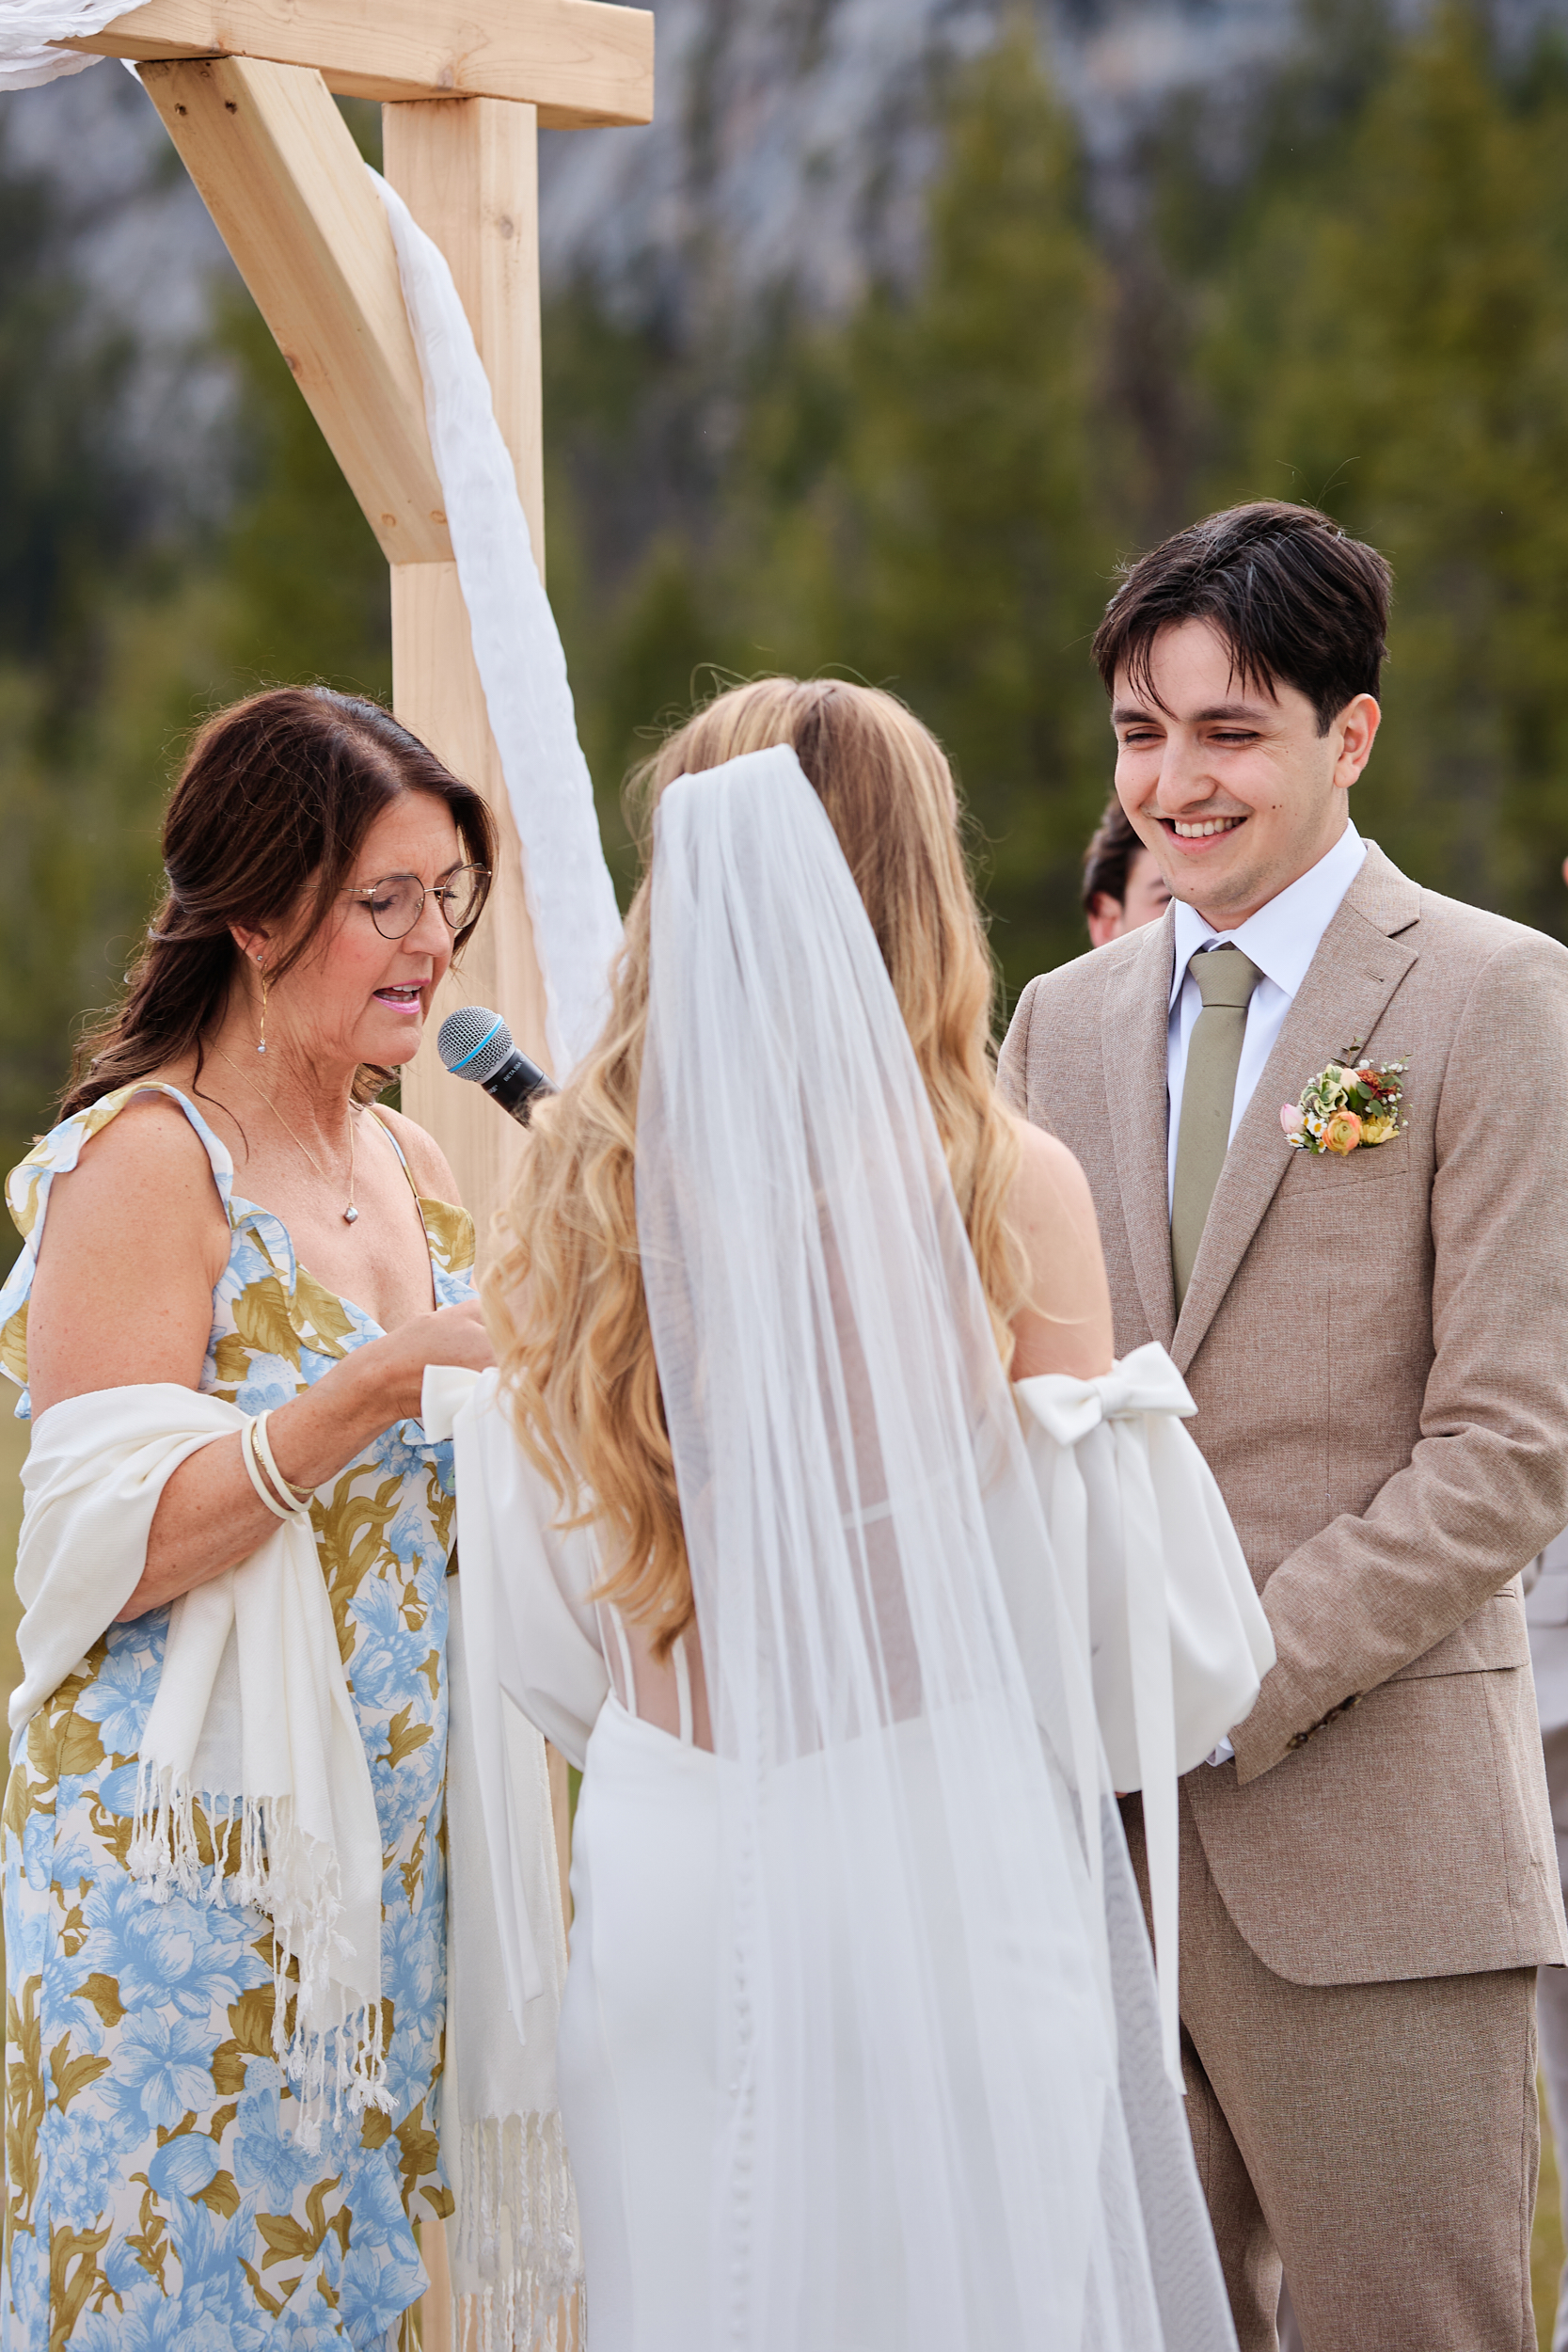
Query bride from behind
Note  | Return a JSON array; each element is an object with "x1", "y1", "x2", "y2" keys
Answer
[{"x1": 463, "y1": 678, "x2": 1240, "y2": 2350}]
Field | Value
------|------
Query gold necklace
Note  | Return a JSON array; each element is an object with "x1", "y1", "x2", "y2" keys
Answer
[{"x1": 214, "y1": 1044, "x2": 360, "y2": 1224}]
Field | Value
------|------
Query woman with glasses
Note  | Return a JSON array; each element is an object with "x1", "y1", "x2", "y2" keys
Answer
[{"x1": 0, "y1": 687, "x2": 501, "y2": 2348}]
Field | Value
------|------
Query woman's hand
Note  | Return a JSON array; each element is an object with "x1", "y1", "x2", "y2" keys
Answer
[
  {"x1": 122, "y1": 1306, "x2": 497, "y2": 1620},
  {"x1": 351, "y1": 1298, "x2": 497, "y2": 1427}
]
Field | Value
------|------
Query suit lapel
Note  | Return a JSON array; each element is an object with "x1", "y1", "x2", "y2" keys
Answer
[
  {"x1": 1103, "y1": 912, "x2": 1177, "y2": 1347},
  {"x1": 1171, "y1": 845, "x2": 1421, "y2": 1372}
]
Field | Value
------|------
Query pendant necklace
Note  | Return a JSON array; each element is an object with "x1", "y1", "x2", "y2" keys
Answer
[{"x1": 215, "y1": 1044, "x2": 360, "y2": 1224}]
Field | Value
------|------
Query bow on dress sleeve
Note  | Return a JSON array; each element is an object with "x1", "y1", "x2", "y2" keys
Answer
[{"x1": 1013, "y1": 1343, "x2": 1275, "y2": 2083}]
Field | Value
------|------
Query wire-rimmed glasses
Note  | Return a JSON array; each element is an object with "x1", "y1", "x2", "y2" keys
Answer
[{"x1": 343, "y1": 865, "x2": 491, "y2": 941}]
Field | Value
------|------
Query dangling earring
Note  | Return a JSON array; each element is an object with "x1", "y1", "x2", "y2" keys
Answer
[{"x1": 256, "y1": 954, "x2": 268, "y2": 1057}]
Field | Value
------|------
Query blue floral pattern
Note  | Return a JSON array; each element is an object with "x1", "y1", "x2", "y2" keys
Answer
[{"x1": 1, "y1": 1086, "x2": 474, "y2": 2349}]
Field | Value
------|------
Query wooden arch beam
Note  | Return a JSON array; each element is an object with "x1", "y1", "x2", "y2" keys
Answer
[
  {"x1": 141, "y1": 55, "x2": 451, "y2": 565},
  {"x1": 60, "y1": 0, "x2": 653, "y2": 123}
]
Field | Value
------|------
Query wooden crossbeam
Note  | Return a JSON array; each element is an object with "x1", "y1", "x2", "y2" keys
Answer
[
  {"x1": 140, "y1": 55, "x2": 451, "y2": 564},
  {"x1": 60, "y1": 0, "x2": 653, "y2": 124}
]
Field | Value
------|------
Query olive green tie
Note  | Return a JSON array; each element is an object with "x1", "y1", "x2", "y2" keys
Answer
[{"x1": 1171, "y1": 946, "x2": 1262, "y2": 1311}]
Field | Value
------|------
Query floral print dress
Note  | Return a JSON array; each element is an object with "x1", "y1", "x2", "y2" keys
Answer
[{"x1": 0, "y1": 1083, "x2": 474, "y2": 2350}]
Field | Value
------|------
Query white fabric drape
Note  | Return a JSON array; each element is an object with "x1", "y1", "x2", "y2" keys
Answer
[
  {"x1": 1013, "y1": 1350, "x2": 1275, "y2": 2080},
  {"x1": 441, "y1": 1578, "x2": 582, "y2": 2349},
  {"x1": 425, "y1": 1366, "x2": 583, "y2": 2347},
  {"x1": 11, "y1": 1385, "x2": 388, "y2": 2131},
  {"x1": 12, "y1": 1377, "x2": 578, "y2": 2329},
  {"x1": 0, "y1": 0, "x2": 127, "y2": 91},
  {"x1": 372, "y1": 169, "x2": 624, "y2": 1078},
  {"x1": 632, "y1": 741, "x2": 1232, "y2": 2350}
]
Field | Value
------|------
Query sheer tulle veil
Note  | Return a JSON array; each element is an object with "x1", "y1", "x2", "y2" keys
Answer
[{"x1": 634, "y1": 744, "x2": 1233, "y2": 2350}]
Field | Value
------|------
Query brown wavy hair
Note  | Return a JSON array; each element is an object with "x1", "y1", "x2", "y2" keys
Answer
[
  {"x1": 63, "y1": 687, "x2": 497, "y2": 1118},
  {"x1": 487, "y1": 676, "x2": 1025, "y2": 1654}
]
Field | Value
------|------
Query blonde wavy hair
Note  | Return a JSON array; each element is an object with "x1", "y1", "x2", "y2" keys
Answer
[{"x1": 487, "y1": 676, "x2": 1026, "y2": 1652}]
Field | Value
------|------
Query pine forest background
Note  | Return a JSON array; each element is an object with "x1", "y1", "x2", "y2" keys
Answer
[{"x1": 6, "y1": 0, "x2": 1568, "y2": 1276}]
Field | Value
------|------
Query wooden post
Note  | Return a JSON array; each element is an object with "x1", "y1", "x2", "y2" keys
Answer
[
  {"x1": 382, "y1": 98, "x2": 551, "y2": 1266},
  {"x1": 382, "y1": 109, "x2": 579, "y2": 2347},
  {"x1": 381, "y1": 77, "x2": 575, "y2": 1905}
]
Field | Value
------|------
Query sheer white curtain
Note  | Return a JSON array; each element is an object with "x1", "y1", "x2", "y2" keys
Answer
[{"x1": 635, "y1": 743, "x2": 1232, "y2": 2350}]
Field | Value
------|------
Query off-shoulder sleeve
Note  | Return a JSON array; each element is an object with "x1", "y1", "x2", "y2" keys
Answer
[
  {"x1": 447, "y1": 1372, "x2": 609, "y2": 1773},
  {"x1": 436, "y1": 1370, "x2": 608, "y2": 2031}
]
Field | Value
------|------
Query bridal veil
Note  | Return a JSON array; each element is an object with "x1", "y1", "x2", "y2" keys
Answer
[{"x1": 634, "y1": 743, "x2": 1234, "y2": 2351}]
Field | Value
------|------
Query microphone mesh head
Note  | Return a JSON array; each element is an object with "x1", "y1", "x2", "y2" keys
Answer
[{"x1": 437, "y1": 1004, "x2": 514, "y2": 1085}]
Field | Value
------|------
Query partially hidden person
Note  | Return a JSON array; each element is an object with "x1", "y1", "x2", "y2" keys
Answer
[{"x1": 1083, "y1": 792, "x2": 1171, "y2": 946}]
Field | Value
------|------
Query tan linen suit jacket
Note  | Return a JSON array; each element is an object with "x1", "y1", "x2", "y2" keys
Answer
[{"x1": 999, "y1": 842, "x2": 1568, "y2": 1985}]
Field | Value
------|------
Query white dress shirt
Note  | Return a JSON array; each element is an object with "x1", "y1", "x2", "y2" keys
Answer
[
  {"x1": 1166, "y1": 820, "x2": 1367, "y2": 1210},
  {"x1": 1167, "y1": 820, "x2": 1367, "y2": 1768}
]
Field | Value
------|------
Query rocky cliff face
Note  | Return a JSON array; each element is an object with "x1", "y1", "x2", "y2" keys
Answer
[
  {"x1": 537, "y1": 0, "x2": 1299, "y2": 322},
  {"x1": 7, "y1": 0, "x2": 1563, "y2": 494}
]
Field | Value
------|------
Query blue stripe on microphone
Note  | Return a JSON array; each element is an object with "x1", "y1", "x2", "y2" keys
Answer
[{"x1": 446, "y1": 1014, "x2": 505, "y2": 1072}]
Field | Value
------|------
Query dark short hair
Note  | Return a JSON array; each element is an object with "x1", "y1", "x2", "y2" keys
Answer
[
  {"x1": 1081, "y1": 795, "x2": 1144, "y2": 913},
  {"x1": 1091, "y1": 501, "x2": 1391, "y2": 734},
  {"x1": 65, "y1": 687, "x2": 498, "y2": 1116}
]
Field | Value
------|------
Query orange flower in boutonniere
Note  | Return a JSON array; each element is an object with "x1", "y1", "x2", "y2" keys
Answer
[{"x1": 1282, "y1": 1052, "x2": 1409, "y2": 1155}]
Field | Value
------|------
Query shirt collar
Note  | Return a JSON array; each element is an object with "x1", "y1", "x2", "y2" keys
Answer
[{"x1": 1167, "y1": 821, "x2": 1366, "y2": 1009}]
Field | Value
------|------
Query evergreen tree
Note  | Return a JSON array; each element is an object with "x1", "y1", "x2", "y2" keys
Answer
[
  {"x1": 213, "y1": 294, "x2": 390, "y2": 702},
  {"x1": 0, "y1": 135, "x2": 396, "y2": 1261},
  {"x1": 705, "y1": 29, "x2": 1122, "y2": 991},
  {"x1": 1200, "y1": 4, "x2": 1568, "y2": 932},
  {"x1": 0, "y1": 123, "x2": 153, "y2": 1236},
  {"x1": 835, "y1": 29, "x2": 1117, "y2": 988},
  {"x1": 0, "y1": 116, "x2": 142, "y2": 708}
]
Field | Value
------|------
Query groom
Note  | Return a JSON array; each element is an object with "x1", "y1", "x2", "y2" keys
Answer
[{"x1": 1000, "y1": 501, "x2": 1568, "y2": 2352}]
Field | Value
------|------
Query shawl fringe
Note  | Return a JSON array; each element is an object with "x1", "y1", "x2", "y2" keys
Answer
[
  {"x1": 129, "y1": 1759, "x2": 390, "y2": 2140},
  {"x1": 448, "y1": 2111, "x2": 580, "y2": 2350}
]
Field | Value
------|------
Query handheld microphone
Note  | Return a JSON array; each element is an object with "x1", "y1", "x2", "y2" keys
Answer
[{"x1": 437, "y1": 1006, "x2": 557, "y2": 1126}]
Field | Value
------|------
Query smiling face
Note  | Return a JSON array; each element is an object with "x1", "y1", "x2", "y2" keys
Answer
[
  {"x1": 241, "y1": 790, "x2": 466, "y2": 1073},
  {"x1": 1110, "y1": 618, "x2": 1381, "y2": 929}
]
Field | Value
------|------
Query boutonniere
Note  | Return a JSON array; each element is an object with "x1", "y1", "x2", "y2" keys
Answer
[{"x1": 1281, "y1": 1049, "x2": 1409, "y2": 1155}]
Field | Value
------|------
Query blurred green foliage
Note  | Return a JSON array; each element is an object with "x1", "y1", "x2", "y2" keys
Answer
[
  {"x1": 549, "y1": 1, "x2": 1568, "y2": 984},
  {"x1": 6, "y1": 2, "x2": 1568, "y2": 1276}
]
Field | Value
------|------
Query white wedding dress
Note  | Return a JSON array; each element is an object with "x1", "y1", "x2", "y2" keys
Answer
[
  {"x1": 439, "y1": 745, "x2": 1267, "y2": 2351},
  {"x1": 447, "y1": 1380, "x2": 1259, "y2": 2352}
]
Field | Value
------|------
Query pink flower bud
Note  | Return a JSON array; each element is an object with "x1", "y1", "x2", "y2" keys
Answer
[{"x1": 1280, "y1": 1103, "x2": 1305, "y2": 1136}]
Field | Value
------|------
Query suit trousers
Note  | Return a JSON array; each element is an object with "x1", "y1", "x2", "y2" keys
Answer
[
  {"x1": 1537, "y1": 1959, "x2": 1568, "y2": 2352},
  {"x1": 1535, "y1": 1708, "x2": 1568, "y2": 2352},
  {"x1": 1124, "y1": 1786, "x2": 1539, "y2": 2352}
]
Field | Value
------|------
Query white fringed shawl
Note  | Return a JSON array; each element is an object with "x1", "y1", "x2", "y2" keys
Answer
[
  {"x1": 11, "y1": 1379, "x2": 581, "y2": 2341},
  {"x1": 13, "y1": 1384, "x2": 388, "y2": 2129}
]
